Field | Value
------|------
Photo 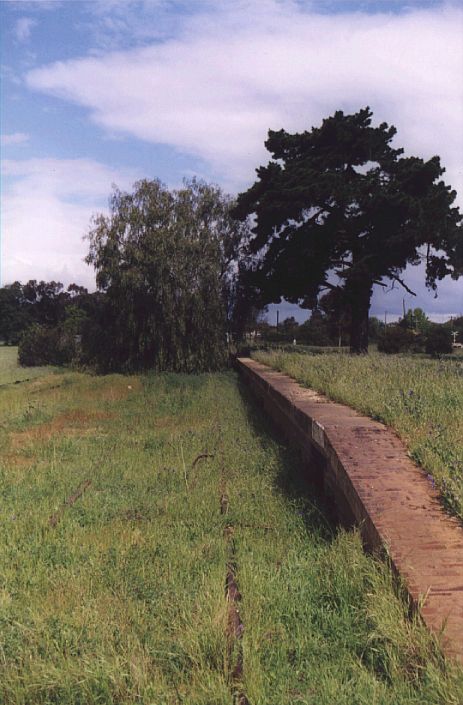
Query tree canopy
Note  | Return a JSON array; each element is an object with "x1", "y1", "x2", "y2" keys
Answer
[
  {"x1": 233, "y1": 107, "x2": 462, "y2": 352},
  {"x1": 0, "y1": 280, "x2": 89, "y2": 345},
  {"x1": 86, "y1": 178, "x2": 248, "y2": 372}
]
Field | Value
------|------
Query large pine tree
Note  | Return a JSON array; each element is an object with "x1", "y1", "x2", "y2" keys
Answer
[{"x1": 233, "y1": 108, "x2": 462, "y2": 353}]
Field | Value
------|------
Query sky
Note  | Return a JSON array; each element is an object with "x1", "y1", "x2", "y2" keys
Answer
[{"x1": 1, "y1": 0, "x2": 462, "y2": 323}]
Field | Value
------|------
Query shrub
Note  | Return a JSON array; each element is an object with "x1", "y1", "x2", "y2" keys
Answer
[
  {"x1": 18, "y1": 324, "x2": 77, "y2": 366},
  {"x1": 377, "y1": 325, "x2": 416, "y2": 354},
  {"x1": 425, "y1": 325, "x2": 453, "y2": 356}
]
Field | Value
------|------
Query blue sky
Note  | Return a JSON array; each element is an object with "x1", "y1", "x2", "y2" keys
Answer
[{"x1": 1, "y1": 0, "x2": 462, "y2": 322}]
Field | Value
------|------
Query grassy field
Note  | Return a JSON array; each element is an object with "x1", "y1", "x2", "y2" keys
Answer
[
  {"x1": 253, "y1": 350, "x2": 463, "y2": 522},
  {"x1": 0, "y1": 346, "x2": 56, "y2": 386},
  {"x1": 0, "y1": 350, "x2": 462, "y2": 703}
]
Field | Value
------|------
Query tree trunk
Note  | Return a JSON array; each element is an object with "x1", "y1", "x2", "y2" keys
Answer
[{"x1": 349, "y1": 280, "x2": 372, "y2": 354}]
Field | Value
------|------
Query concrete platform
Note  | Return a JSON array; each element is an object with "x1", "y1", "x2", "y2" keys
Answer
[{"x1": 237, "y1": 357, "x2": 463, "y2": 663}]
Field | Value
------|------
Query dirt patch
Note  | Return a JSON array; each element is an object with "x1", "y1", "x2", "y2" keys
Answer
[
  {"x1": 9, "y1": 409, "x2": 113, "y2": 450},
  {"x1": 1, "y1": 453, "x2": 33, "y2": 468},
  {"x1": 59, "y1": 409, "x2": 112, "y2": 424},
  {"x1": 28, "y1": 375, "x2": 67, "y2": 394},
  {"x1": 153, "y1": 416, "x2": 177, "y2": 429}
]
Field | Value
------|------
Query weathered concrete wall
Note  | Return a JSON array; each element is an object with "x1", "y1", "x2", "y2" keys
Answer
[{"x1": 238, "y1": 357, "x2": 463, "y2": 663}]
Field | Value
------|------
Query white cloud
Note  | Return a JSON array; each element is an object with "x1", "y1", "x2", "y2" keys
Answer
[
  {"x1": 26, "y1": 2, "x2": 463, "y2": 195},
  {"x1": 1, "y1": 158, "x2": 140, "y2": 287},
  {"x1": 1, "y1": 132, "x2": 29, "y2": 146},
  {"x1": 14, "y1": 17, "x2": 37, "y2": 42}
]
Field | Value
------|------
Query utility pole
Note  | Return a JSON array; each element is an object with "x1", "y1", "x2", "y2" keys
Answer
[{"x1": 276, "y1": 309, "x2": 279, "y2": 330}]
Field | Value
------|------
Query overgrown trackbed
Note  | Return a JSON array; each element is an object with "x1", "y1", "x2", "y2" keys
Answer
[{"x1": 0, "y1": 365, "x2": 462, "y2": 704}]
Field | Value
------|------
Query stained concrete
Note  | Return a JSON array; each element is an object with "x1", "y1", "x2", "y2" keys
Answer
[{"x1": 238, "y1": 357, "x2": 463, "y2": 663}]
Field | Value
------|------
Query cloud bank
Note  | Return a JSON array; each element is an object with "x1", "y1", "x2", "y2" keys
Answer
[
  {"x1": 26, "y1": 2, "x2": 463, "y2": 194},
  {"x1": 2, "y1": 158, "x2": 139, "y2": 287}
]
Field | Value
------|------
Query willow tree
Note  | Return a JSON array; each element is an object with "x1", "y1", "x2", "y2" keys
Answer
[
  {"x1": 233, "y1": 108, "x2": 462, "y2": 353},
  {"x1": 86, "y1": 178, "x2": 246, "y2": 372}
]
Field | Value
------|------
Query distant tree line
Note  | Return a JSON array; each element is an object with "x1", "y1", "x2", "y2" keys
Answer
[
  {"x1": 0, "y1": 280, "x2": 102, "y2": 365},
  {"x1": 0, "y1": 280, "x2": 87, "y2": 345},
  {"x1": 376, "y1": 309, "x2": 459, "y2": 356},
  {"x1": 251, "y1": 305, "x2": 461, "y2": 357}
]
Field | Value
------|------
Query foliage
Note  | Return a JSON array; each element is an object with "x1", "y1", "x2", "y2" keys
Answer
[
  {"x1": 233, "y1": 107, "x2": 462, "y2": 353},
  {"x1": 86, "y1": 178, "x2": 248, "y2": 372},
  {"x1": 17, "y1": 324, "x2": 77, "y2": 367},
  {"x1": 399, "y1": 307, "x2": 430, "y2": 334},
  {"x1": 230, "y1": 265, "x2": 268, "y2": 340},
  {"x1": 21, "y1": 280, "x2": 72, "y2": 326},
  {"x1": 368, "y1": 316, "x2": 384, "y2": 342},
  {"x1": 298, "y1": 309, "x2": 332, "y2": 346},
  {"x1": 425, "y1": 324, "x2": 453, "y2": 356},
  {"x1": 0, "y1": 366, "x2": 461, "y2": 702},
  {"x1": 254, "y1": 350, "x2": 463, "y2": 521},
  {"x1": 226, "y1": 254, "x2": 260, "y2": 344},
  {"x1": 274, "y1": 315, "x2": 298, "y2": 341},
  {"x1": 0, "y1": 283, "x2": 32, "y2": 345},
  {"x1": 61, "y1": 303, "x2": 89, "y2": 338},
  {"x1": 318, "y1": 289, "x2": 351, "y2": 345},
  {"x1": 377, "y1": 325, "x2": 419, "y2": 354},
  {"x1": 251, "y1": 311, "x2": 337, "y2": 346},
  {"x1": 0, "y1": 281, "x2": 90, "y2": 347}
]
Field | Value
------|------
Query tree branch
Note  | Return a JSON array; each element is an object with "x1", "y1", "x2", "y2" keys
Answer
[{"x1": 389, "y1": 275, "x2": 417, "y2": 296}]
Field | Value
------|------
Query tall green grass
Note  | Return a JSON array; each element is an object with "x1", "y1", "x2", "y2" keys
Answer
[
  {"x1": 0, "y1": 361, "x2": 461, "y2": 702},
  {"x1": 253, "y1": 350, "x2": 463, "y2": 522}
]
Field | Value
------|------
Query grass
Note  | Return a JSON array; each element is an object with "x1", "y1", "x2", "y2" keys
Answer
[
  {"x1": 253, "y1": 349, "x2": 463, "y2": 522},
  {"x1": 0, "y1": 350, "x2": 462, "y2": 702},
  {"x1": 0, "y1": 346, "x2": 57, "y2": 386}
]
